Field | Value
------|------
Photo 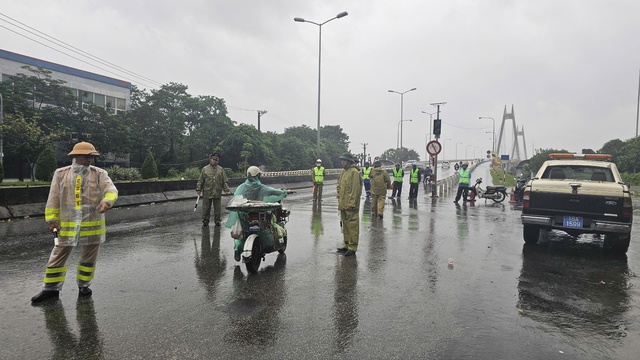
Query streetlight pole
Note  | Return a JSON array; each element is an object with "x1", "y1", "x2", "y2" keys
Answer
[
  {"x1": 294, "y1": 11, "x2": 349, "y2": 158},
  {"x1": 396, "y1": 119, "x2": 412, "y2": 149},
  {"x1": 442, "y1": 138, "x2": 451, "y2": 161},
  {"x1": 421, "y1": 111, "x2": 436, "y2": 142},
  {"x1": 456, "y1": 142, "x2": 463, "y2": 161},
  {"x1": 479, "y1": 116, "x2": 495, "y2": 155},
  {"x1": 388, "y1": 88, "x2": 417, "y2": 150},
  {"x1": 466, "y1": 145, "x2": 473, "y2": 159}
]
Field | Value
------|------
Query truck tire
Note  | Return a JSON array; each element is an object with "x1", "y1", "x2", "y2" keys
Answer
[
  {"x1": 604, "y1": 234, "x2": 630, "y2": 255},
  {"x1": 523, "y1": 224, "x2": 540, "y2": 245}
]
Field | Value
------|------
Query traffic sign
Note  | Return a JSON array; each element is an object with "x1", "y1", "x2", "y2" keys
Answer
[{"x1": 426, "y1": 140, "x2": 442, "y2": 156}]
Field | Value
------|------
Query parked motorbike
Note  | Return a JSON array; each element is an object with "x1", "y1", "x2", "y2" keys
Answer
[
  {"x1": 226, "y1": 196, "x2": 290, "y2": 273},
  {"x1": 513, "y1": 176, "x2": 528, "y2": 203},
  {"x1": 468, "y1": 178, "x2": 507, "y2": 203}
]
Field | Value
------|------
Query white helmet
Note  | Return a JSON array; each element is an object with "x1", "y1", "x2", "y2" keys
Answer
[
  {"x1": 316, "y1": 159, "x2": 322, "y2": 163},
  {"x1": 247, "y1": 166, "x2": 261, "y2": 177}
]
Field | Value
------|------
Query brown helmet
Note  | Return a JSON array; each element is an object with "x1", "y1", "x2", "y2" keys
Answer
[{"x1": 68, "y1": 142, "x2": 100, "y2": 156}]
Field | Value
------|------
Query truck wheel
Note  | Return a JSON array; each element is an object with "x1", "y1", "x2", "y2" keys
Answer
[
  {"x1": 245, "y1": 240, "x2": 262, "y2": 273},
  {"x1": 604, "y1": 234, "x2": 630, "y2": 255},
  {"x1": 492, "y1": 191, "x2": 506, "y2": 203},
  {"x1": 523, "y1": 225, "x2": 540, "y2": 244}
]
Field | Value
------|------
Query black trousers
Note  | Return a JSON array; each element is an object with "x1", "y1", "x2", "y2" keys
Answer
[
  {"x1": 409, "y1": 183, "x2": 419, "y2": 198},
  {"x1": 391, "y1": 182, "x2": 403, "y2": 197}
]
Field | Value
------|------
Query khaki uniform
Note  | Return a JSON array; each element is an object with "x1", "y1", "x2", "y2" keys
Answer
[
  {"x1": 337, "y1": 164, "x2": 363, "y2": 251},
  {"x1": 196, "y1": 164, "x2": 230, "y2": 224},
  {"x1": 41, "y1": 163, "x2": 118, "y2": 291},
  {"x1": 370, "y1": 166, "x2": 391, "y2": 215}
]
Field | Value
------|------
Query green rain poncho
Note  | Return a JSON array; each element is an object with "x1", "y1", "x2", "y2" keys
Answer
[{"x1": 225, "y1": 176, "x2": 288, "y2": 228}]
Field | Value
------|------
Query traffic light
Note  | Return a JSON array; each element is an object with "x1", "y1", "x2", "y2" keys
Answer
[{"x1": 433, "y1": 119, "x2": 442, "y2": 137}]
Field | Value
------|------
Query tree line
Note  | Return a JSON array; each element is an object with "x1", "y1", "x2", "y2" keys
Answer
[{"x1": 0, "y1": 66, "x2": 358, "y2": 181}]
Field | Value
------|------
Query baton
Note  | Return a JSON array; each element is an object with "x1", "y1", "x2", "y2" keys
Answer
[
  {"x1": 53, "y1": 229, "x2": 59, "y2": 246},
  {"x1": 194, "y1": 194, "x2": 200, "y2": 212}
]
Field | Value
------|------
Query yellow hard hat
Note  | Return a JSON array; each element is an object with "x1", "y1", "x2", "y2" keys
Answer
[{"x1": 68, "y1": 142, "x2": 100, "y2": 156}]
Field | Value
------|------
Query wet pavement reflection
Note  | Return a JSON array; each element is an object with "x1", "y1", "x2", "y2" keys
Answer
[{"x1": 1, "y1": 162, "x2": 639, "y2": 359}]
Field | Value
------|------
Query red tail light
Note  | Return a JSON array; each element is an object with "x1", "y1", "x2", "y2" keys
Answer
[
  {"x1": 623, "y1": 196, "x2": 633, "y2": 219},
  {"x1": 523, "y1": 190, "x2": 530, "y2": 209}
]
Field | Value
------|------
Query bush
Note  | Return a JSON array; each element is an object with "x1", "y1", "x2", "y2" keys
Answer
[
  {"x1": 141, "y1": 150, "x2": 158, "y2": 179},
  {"x1": 167, "y1": 167, "x2": 180, "y2": 178},
  {"x1": 106, "y1": 165, "x2": 141, "y2": 181},
  {"x1": 182, "y1": 166, "x2": 201, "y2": 180},
  {"x1": 35, "y1": 148, "x2": 58, "y2": 181}
]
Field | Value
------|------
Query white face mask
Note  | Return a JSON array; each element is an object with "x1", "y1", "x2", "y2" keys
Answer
[{"x1": 71, "y1": 158, "x2": 90, "y2": 174}]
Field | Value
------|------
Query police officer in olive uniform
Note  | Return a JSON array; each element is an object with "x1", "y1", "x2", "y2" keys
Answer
[
  {"x1": 336, "y1": 152, "x2": 362, "y2": 257},
  {"x1": 312, "y1": 159, "x2": 325, "y2": 201},
  {"x1": 196, "y1": 152, "x2": 231, "y2": 226}
]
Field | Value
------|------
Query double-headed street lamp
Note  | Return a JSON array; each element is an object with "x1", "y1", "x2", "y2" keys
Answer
[
  {"x1": 388, "y1": 88, "x2": 417, "y2": 149},
  {"x1": 396, "y1": 119, "x2": 412, "y2": 149},
  {"x1": 479, "y1": 116, "x2": 495, "y2": 155},
  {"x1": 294, "y1": 11, "x2": 349, "y2": 157},
  {"x1": 422, "y1": 111, "x2": 436, "y2": 143}
]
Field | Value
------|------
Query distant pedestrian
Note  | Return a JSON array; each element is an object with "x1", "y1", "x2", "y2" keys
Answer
[
  {"x1": 362, "y1": 161, "x2": 372, "y2": 198},
  {"x1": 312, "y1": 159, "x2": 325, "y2": 201},
  {"x1": 391, "y1": 163, "x2": 404, "y2": 198},
  {"x1": 336, "y1": 152, "x2": 362, "y2": 257},
  {"x1": 31, "y1": 142, "x2": 118, "y2": 304},
  {"x1": 370, "y1": 160, "x2": 391, "y2": 219},
  {"x1": 196, "y1": 152, "x2": 231, "y2": 226},
  {"x1": 454, "y1": 161, "x2": 472, "y2": 204},
  {"x1": 409, "y1": 162, "x2": 421, "y2": 199}
]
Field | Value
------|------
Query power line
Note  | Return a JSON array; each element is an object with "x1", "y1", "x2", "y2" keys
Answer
[{"x1": 0, "y1": 13, "x2": 162, "y2": 88}]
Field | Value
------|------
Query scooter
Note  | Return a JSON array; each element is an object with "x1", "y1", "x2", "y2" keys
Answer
[
  {"x1": 513, "y1": 176, "x2": 528, "y2": 203},
  {"x1": 468, "y1": 178, "x2": 507, "y2": 203},
  {"x1": 226, "y1": 196, "x2": 290, "y2": 273}
]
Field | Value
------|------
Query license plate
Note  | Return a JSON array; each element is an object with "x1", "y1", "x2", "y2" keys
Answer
[{"x1": 563, "y1": 216, "x2": 583, "y2": 228}]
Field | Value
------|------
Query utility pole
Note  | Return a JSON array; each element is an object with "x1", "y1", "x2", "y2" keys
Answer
[
  {"x1": 429, "y1": 102, "x2": 447, "y2": 197},
  {"x1": 361, "y1": 143, "x2": 368, "y2": 165},
  {"x1": 257, "y1": 110, "x2": 267, "y2": 132}
]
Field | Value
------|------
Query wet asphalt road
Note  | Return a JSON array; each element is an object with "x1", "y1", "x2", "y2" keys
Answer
[{"x1": 1, "y1": 162, "x2": 639, "y2": 359}]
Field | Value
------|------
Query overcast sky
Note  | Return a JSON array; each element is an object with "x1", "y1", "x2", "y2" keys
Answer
[{"x1": 1, "y1": 0, "x2": 639, "y2": 162}]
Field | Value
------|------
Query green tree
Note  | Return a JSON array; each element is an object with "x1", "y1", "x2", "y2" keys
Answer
[
  {"x1": 380, "y1": 147, "x2": 420, "y2": 164},
  {"x1": 599, "y1": 138, "x2": 625, "y2": 163},
  {"x1": 34, "y1": 147, "x2": 58, "y2": 181},
  {"x1": 526, "y1": 148, "x2": 568, "y2": 175},
  {"x1": 616, "y1": 137, "x2": 640, "y2": 173},
  {"x1": 141, "y1": 149, "x2": 158, "y2": 179}
]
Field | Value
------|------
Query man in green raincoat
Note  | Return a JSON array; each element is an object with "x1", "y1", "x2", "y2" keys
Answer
[{"x1": 336, "y1": 153, "x2": 362, "y2": 256}]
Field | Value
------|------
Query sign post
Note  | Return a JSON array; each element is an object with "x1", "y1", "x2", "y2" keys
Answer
[{"x1": 426, "y1": 140, "x2": 442, "y2": 197}]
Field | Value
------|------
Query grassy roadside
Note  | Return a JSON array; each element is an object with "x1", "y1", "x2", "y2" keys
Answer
[{"x1": 489, "y1": 169, "x2": 516, "y2": 187}]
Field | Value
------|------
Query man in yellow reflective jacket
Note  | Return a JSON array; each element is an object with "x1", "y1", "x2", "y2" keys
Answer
[
  {"x1": 312, "y1": 159, "x2": 325, "y2": 201},
  {"x1": 31, "y1": 142, "x2": 118, "y2": 303},
  {"x1": 454, "y1": 161, "x2": 472, "y2": 204},
  {"x1": 362, "y1": 161, "x2": 372, "y2": 198}
]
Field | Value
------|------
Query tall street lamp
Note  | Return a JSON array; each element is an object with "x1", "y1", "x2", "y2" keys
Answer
[
  {"x1": 466, "y1": 145, "x2": 473, "y2": 159},
  {"x1": 294, "y1": 11, "x2": 349, "y2": 157},
  {"x1": 421, "y1": 111, "x2": 436, "y2": 142},
  {"x1": 442, "y1": 138, "x2": 451, "y2": 161},
  {"x1": 388, "y1": 87, "x2": 417, "y2": 149},
  {"x1": 456, "y1": 142, "x2": 463, "y2": 160},
  {"x1": 396, "y1": 119, "x2": 412, "y2": 149},
  {"x1": 479, "y1": 116, "x2": 495, "y2": 155}
]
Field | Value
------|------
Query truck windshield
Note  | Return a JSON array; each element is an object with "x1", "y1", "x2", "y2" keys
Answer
[{"x1": 541, "y1": 166, "x2": 613, "y2": 182}]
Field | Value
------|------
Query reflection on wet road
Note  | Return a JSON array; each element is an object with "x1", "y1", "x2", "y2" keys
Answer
[{"x1": 1, "y1": 162, "x2": 639, "y2": 359}]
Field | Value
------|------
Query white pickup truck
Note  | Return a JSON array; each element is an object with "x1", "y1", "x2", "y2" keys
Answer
[{"x1": 520, "y1": 153, "x2": 633, "y2": 254}]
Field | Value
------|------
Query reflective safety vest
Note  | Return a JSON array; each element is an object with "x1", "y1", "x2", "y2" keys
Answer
[
  {"x1": 362, "y1": 167, "x2": 372, "y2": 180},
  {"x1": 313, "y1": 166, "x2": 325, "y2": 183},
  {"x1": 410, "y1": 168, "x2": 420, "y2": 183},
  {"x1": 459, "y1": 168, "x2": 471, "y2": 185},
  {"x1": 393, "y1": 168, "x2": 403, "y2": 182}
]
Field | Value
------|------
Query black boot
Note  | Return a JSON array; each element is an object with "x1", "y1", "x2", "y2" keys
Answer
[
  {"x1": 78, "y1": 287, "x2": 92, "y2": 297},
  {"x1": 31, "y1": 290, "x2": 59, "y2": 303}
]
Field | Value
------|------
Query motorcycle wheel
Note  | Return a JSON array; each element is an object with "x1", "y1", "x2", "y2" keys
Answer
[
  {"x1": 492, "y1": 191, "x2": 506, "y2": 203},
  {"x1": 278, "y1": 235, "x2": 288, "y2": 254},
  {"x1": 245, "y1": 240, "x2": 262, "y2": 273}
]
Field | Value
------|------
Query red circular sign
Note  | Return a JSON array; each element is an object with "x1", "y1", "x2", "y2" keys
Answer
[{"x1": 426, "y1": 140, "x2": 442, "y2": 156}]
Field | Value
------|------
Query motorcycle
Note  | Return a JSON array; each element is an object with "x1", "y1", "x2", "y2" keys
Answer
[
  {"x1": 226, "y1": 196, "x2": 290, "y2": 273},
  {"x1": 513, "y1": 176, "x2": 528, "y2": 203},
  {"x1": 468, "y1": 178, "x2": 507, "y2": 203}
]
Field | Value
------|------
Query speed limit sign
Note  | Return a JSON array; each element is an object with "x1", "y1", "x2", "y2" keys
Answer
[{"x1": 426, "y1": 140, "x2": 442, "y2": 156}]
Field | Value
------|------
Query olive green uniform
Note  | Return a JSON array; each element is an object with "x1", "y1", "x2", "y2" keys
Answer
[
  {"x1": 337, "y1": 164, "x2": 363, "y2": 251},
  {"x1": 370, "y1": 166, "x2": 391, "y2": 216},
  {"x1": 196, "y1": 164, "x2": 230, "y2": 225}
]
